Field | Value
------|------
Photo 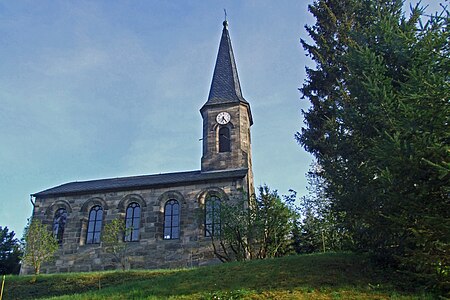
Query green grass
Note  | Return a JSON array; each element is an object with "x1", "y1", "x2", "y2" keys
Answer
[{"x1": 2, "y1": 253, "x2": 435, "y2": 299}]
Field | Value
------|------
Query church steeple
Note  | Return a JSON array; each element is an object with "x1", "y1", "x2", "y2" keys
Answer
[
  {"x1": 206, "y1": 20, "x2": 244, "y2": 103},
  {"x1": 200, "y1": 20, "x2": 254, "y2": 179},
  {"x1": 201, "y1": 20, "x2": 252, "y2": 124}
]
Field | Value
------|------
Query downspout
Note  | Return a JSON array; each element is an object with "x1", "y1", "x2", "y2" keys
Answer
[{"x1": 29, "y1": 195, "x2": 36, "y2": 217}]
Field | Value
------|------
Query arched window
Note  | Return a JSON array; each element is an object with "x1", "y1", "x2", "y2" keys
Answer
[
  {"x1": 125, "y1": 202, "x2": 140, "y2": 242},
  {"x1": 53, "y1": 208, "x2": 67, "y2": 244},
  {"x1": 86, "y1": 205, "x2": 103, "y2": 244},
  {"x1": 219, "y1": 127, "x2": 231, "y2": 152},
  {"x1": 205, "y1": 196, "x2": 221, "y2": 237},
  {"x1": 164, "y1": 200, "x2": 180, "y2": 239}
]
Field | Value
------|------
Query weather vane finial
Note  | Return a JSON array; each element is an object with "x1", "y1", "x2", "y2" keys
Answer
[{"x1": 223, "y1": 9, "x2": 228, "y2": 28}]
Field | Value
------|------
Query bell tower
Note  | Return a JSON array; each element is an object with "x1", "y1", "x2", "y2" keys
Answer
[{"x1": 200, "y1": 20, "x2": 253, "y2": 192}]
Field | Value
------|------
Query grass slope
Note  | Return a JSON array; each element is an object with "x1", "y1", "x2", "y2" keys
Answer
[{"x1": 2, "y1": 253, "x2": 433, "y2": 299}]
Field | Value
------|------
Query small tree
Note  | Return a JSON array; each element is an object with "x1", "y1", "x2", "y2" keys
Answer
[
  {"x1": 210, "y1": 185, "x2": 297, "y2": 262},
  {"x1": 208, "y1": 198, "x2": 252, "y2": 262},
  {"x1": 253, "y1": 186, "x2": 296, "y2": 258},
  {"x1": 102, "y1": 218, "x2": 130, "y2": 271},
  {"x1": 22, "y1": 219, "x2": 58, "y2": 275},
  {"x1": 0, "y1": 226, "x2": 22, "y2": 275}
]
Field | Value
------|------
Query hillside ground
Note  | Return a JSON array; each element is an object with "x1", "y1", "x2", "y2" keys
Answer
[{"x1": 1, "y1": 252, "x2": 437, "y2": 299}]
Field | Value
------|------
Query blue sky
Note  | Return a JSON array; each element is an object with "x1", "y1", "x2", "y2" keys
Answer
[{"x1": 0, "y1": 1, "x2": 442, "y2": 238}]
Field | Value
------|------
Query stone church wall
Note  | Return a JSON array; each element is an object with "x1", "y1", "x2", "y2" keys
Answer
[{"x1": 22, "y1": 176, "x2": 248, "y2": 274}]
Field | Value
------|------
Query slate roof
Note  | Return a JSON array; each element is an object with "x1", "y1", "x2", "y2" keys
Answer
[
  {"x1": 33, "y1": 168, "x2": 248, "y2": 198},
  {"x1": 204, "y1": 21, "x2": 248, "y2": 106}
]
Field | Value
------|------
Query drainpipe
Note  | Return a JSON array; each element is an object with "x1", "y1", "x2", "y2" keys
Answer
[{"x1": 29, "y1": 195, "x2": 36, "y2": 218}]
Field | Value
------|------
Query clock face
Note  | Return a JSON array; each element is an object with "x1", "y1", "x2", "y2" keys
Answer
[{"x1": 216, "y1": 112, "x2": 231, "y2": 125}]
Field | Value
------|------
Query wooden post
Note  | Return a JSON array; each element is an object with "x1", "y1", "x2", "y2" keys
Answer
[
  {"x1": 0, "y1": 274, "x2": 5, "y2": 300},
  {"x1": 322, "y1": 230, "x2": 326, "y2": 253}
]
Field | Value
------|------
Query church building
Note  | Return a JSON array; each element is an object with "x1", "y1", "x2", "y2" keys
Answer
[{"x1": 21, "y1": 20, "x2": 254, "y2": 274}]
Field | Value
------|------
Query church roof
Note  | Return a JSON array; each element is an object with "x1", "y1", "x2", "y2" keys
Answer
[
  {"x1": 204, "y1": 21, "x2": 248, "y2": 107},
  {"x1": 32, "y1": 168, "x2": 248, "y2": 198}
]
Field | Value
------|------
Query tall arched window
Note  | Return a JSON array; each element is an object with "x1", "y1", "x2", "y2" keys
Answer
[
  {"x1": 86, "y1": 205, "x2": 103, "y2": 244},
  {"x1": 125, "y1": 202, "x2": 140, "y2": 242},
  {"x1": 53, "y1": 208, "x2": 67, "y2": 244},
  {"x1": 164, "y1": 199, "x2": 180, "y2": 239},
  {"x1": 205, "y1": 196, "x2": 221, "y2": 237},
  {"x1": 219, "y1": 127, "x2": 231, "y2": 152}
]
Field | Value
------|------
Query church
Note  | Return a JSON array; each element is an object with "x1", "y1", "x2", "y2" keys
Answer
[{"x1": 22, "y1": 20, "x2": 254, "y2": 274}]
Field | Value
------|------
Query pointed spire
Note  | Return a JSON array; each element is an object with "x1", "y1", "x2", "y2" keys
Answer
[{"x1": 204, "y1": 20, "x2": 248, "y2": 106}]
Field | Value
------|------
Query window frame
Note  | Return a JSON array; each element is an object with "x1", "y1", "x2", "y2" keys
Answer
[
  {"x1": 124, "y1": 202, "x2": 141, "y2": 242},
  {"x1": 163, "y1": 199, "x2": 180, "y2": 240},
  {"x1": 86, "y1": 205, "x2": 103, "y2": 244},
  {"x1": 218, "y1": 126, "x2": 231, "y2": 152},
  {"x1": 205, "y1": 195, "x2": 221, "y2": 237},
  {"x1": 53, "y1": 208, "x2": 67, "y2": 244}
]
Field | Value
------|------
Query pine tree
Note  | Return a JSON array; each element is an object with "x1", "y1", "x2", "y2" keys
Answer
[
  {"x1": 0, "y1": 227, "x2": 22, "y2": 275},
  {"x1": 298, "y1": 0, "x2": 449, "y2": 291}
]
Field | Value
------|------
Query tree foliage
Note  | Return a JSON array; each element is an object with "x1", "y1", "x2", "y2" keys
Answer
[
  {"x1": 0, "y1": 226, "x2": 22, "y2": 275},
  {"x1": 211, "y1": 185, "x2": 297, "y2": 262},
  {"x1": 293, "y1": 168, "x2": 350, "y2": 254},
  {"x1": 102, "y1": 218, "x2": 130, "y2": 271},
  {"x1": 298, "y1": 0, "x2": 449, "y2": 292},
  {"x1": 22, "y1": 219, "x2": 58, "y2": 275}
]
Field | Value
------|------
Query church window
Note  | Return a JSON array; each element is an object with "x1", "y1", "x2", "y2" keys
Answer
[
  {"x1": 219, "y1": 127, "x2": 231, "y2": 152},
  {"x1": 53, "y1": 208, "x2": 67, "y2": 244},
  {"x1": 125, "y1": 202, "x2": 141, "y2": 242},
  {"x1": 86, "y1": 205, "x2": 103, "y2": 244},
  {"x1": 164, "y1": 199, "x2": 180, "y2": 239},
  {"x1": 205, "y1": 196, "x2": 221, "y2": 237}
]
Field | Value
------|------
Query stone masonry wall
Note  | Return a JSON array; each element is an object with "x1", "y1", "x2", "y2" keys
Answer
[
  {"x1": 21, "y1": 176, "x2": 248, "y2": 274},
  {"x1": 201, "y1": 103, "x2": 252, "y2": 174}
]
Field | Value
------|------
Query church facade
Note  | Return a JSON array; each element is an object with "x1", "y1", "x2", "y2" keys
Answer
[{"x1": 22, "y1": 21, "x2": 254, "y2": 274}]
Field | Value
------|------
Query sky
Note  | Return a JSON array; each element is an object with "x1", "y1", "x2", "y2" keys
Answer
[{"x1": 0, "y1": 0, "x2": 442, "y2": 238}]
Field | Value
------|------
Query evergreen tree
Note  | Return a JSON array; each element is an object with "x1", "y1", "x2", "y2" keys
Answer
[
  {"x1": 294, "y1": 168, "x2": 350, "y2": 254},
  {"x1": 298, "y1": 0, "x2": 449, "y2": 291},
  {"x1": 0, "y1": 227, "x2": 22, "y2": 275}
]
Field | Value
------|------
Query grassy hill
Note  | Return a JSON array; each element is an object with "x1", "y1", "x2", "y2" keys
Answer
[{"x1": 2, "y1": 253, "x2": 434, "y2": 299}]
